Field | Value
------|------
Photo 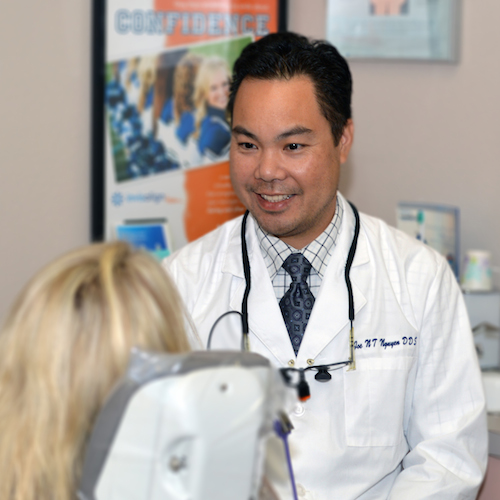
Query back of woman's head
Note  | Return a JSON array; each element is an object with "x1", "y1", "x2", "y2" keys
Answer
[{"x1": 0, "y1": 241, "x2": 190, "y2": 500}]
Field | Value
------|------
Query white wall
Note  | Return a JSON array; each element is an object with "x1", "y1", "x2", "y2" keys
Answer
[{"x1": 1, "y1": 0, "x2": 499, "y2": 322}]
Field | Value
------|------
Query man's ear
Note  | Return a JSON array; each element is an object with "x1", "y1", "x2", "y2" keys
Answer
[{"x1": 339, "y1": 119, "x2": 354, "y2": 164}]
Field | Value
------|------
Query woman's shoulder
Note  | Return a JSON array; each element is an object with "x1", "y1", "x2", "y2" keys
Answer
[
  {"x1": 198, "y1": 107, "x2": 230, "y2": 156},
  {"x1": 160, "y1": 98, "x2": 174, "y2": 123}
]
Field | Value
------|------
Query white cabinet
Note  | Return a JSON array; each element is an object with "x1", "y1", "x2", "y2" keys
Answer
[{"x1": 464, "y1": 292, "x2": 500, "y2": 369}]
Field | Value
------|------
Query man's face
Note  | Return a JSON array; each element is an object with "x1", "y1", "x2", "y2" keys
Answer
[{"x1": 230, "y1": 76, "x2": 353, "y2": 249}]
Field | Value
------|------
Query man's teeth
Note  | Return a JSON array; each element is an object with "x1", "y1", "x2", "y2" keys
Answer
[{"x1": 261, "y1": 194, "x2": 292, "y2": 202}]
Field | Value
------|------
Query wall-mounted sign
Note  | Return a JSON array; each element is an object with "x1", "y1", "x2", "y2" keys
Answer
[{"x1": 326, "y1": 0, "x2": 460, "y2": 62}]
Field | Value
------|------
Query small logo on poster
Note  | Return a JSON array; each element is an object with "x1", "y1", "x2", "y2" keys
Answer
[
  {"x1": 112, "y1": 191, "x2": 176, "y2": 206},
  {"x1": 111, "y1": 192, "x2": 124, "y2": 206}
]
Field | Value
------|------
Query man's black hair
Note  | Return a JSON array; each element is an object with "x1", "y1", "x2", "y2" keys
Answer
[{"x1": 228, "y1": 32, "x2": 352, "y2": 145}]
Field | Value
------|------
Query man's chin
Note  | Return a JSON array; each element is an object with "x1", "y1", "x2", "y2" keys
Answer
[{"x1": 251, "y1": 215, "x2": 295, "y2": 240}]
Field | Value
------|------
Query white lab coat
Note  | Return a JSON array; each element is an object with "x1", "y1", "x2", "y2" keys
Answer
[{"x1": 164, "y1": 193, "x2": 488, "y2": 499}]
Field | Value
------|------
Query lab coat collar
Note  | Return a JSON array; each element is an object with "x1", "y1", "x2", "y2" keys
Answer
[
  {"x1": 221, "y1": 213, "x2": 295, "y2": 362},
  {"x1": 297, "y1": 194, "x2": 369, "y2": 363},
  {"x1": 221, "y1": 193, "x2": 369, "y2": 365}
]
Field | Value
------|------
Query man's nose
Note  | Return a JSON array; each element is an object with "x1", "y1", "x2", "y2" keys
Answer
[{"x1": 255, "y1": 149, "x2": 286, "y2": 182}]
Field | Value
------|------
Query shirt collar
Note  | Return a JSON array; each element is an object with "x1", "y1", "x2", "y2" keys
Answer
[{"x1": 255, "y1": 197, "x2": 343, "y2": 279}]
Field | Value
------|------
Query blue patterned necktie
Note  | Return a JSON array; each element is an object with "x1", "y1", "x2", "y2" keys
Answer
[{"x1": 279, "y1": 253, "x2": 315, "y2": 355}]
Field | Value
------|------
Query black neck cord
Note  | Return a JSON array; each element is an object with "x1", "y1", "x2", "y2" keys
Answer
[
  {"x1": 345, "y1": 201, "x2": 360, "y2": 328},
  {"x1": 241, "y1": 211, "x2": 252, "y2": 348},
  {"x1": 206, "y1": 210, "x2": 251, "y2": 351},
  {"x1": 241, "y1": 202, "x2": 360, "y2": 340},
  {"x1": 208, "y1": 202, "x2": 360, "y2": 355}
]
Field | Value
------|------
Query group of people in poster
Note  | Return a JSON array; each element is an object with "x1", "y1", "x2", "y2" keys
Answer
[{"x1": 106, "y1": 50, "x2": 232, "y2": 181}]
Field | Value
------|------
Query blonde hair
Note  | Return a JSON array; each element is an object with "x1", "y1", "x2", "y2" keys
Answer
[
  {"x1": 193, "y1": 56, "x2": 230, "y2": 137},
  {"x1": 137, "y1": 55, "x2": 157, "y2": 113},
  {"x1": 0, "y1": 241, "x2": 190, "y2": 500},
  {"x1": 173, "y1": 52, "x2": 203, "y2": 124}
]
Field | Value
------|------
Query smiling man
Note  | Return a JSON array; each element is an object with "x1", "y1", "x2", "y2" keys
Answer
[
  {"x1": 230, "y1": 75, "x2": 353, "y2": 249},
  {"x1": 164, "y1": 33, "x2": 487, "y2": 499}
]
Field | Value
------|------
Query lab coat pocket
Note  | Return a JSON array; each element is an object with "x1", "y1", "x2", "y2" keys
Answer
[{"x1": 344, "y1": 356, "x2": 412, "y2": 447}]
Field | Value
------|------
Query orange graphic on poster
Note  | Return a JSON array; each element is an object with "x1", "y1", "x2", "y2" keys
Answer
[
  {"x1": 184, "y1": 163, "x2": 246, "y2": 242},
  {"x1": 371, "y1": 0, "x2": 406, "y2": 16},
  {"x1": 154, "y1": 0, "x2": 278, "y2": 47}
]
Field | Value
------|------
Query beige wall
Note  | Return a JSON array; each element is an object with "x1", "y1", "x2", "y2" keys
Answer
[
  {"x1": 289, "y1": 0, "x2": 500, "y2": 286},
  {"x1": 0, "y1": 1, "x2": 91, "y2": 322},
  {"x1": 1, "y1": 0, "x2": 499, "y2": 322}
]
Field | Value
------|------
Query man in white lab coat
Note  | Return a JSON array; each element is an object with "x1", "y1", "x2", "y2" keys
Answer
[{"x1": 164, "y1": 32, "x2": 487, "y2": 499}]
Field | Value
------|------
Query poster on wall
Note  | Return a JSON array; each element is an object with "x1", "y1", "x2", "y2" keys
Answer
[
  {"x1": 92, "y1": 0, "x2": 286, "y2": 258},
  {"x1": 326, "y1": 0, "x2": 460, "y2": 62}
]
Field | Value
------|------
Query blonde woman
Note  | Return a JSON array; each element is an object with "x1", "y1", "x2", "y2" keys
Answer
[
  {"x1": 192, "y1": 56, "x2": 231, "y2": 163},
  {"x1": 136, "y1": 55, "x2": 157, "y2": 137},
  {"x1": 0, "y1": 241, "x2": 192, "y2": 500},
  {"x1": 172, "y1": 52, "x2": 203, "y2": 127},
  {"x1": 157, "y1": 52, "x2": 203, "y2": 167}
]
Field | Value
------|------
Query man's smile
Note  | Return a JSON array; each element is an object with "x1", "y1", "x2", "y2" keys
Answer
[{"x1": 259, "y1": 194, "x2": 293, "y2": 202}]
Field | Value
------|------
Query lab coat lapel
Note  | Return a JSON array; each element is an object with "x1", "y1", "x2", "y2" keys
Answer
[
  {"x1": 223, "y1": 215, "x2": 296, "y2": 364},
  {"x1": 297, "y1": 196, "x2": 369, "y2": 361}
]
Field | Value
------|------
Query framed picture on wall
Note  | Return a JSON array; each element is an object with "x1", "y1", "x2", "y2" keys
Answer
[
  {"x1": 91, "y1": 0, "x2": 288, "y2": 255},
  {"x1": 326, "y1": 0, "x2": 461, "y2": 62},
  {"x1": 396, "y1": 202, "x2": 460, "y2": 278}
]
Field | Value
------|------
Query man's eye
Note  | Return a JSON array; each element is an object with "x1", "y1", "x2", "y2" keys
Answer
[
  {"x1": 287, "y1": 143, "x2": 302, "y2": 150},
  {"x1": 240, "y1": 142, "x2": 256, "y2": 149}
]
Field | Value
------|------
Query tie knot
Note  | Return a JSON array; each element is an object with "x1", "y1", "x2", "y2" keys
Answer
[{"x1": 282, "y1": 253, "x2": 312, "y2": 282}]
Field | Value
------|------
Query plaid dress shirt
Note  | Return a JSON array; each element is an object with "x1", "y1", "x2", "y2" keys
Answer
[{"x1": 255, "y1": 197, "x2": 343, "y2": 302}]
